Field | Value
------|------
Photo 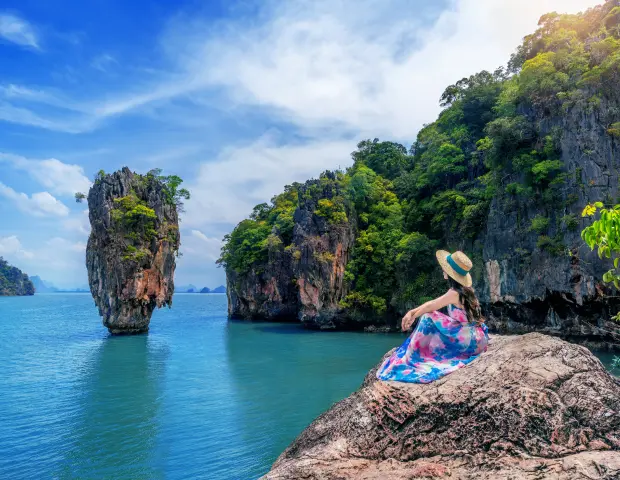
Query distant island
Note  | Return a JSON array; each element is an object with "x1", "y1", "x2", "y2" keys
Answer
[
  {"x1": 177, "y1": 284, "x2": 226, "y2": 294},
  {"x1": 30, "y1": 276, "x2": 89, "y2": 293},
  {"x1": 0, "y1": 257, "x2": 34, "y2": 296},
  {"x1": 30, "y1": 276, "x2": 226, "y2": 294}
]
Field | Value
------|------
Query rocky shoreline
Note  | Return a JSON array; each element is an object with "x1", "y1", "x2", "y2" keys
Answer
[{"x1": 262, "y1": 333, "x2": 620, "y2": 479}]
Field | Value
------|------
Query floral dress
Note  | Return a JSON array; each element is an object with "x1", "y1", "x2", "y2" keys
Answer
[{"x1": 376, "y1": 304, "x2": 489, "y2": 383}]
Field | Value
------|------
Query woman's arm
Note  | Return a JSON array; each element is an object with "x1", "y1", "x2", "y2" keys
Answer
[{"x1": 401, "y1": 289, "x2": 459, "y2": 331}]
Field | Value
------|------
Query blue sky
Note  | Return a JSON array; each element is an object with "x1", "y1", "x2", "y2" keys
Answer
[{"x1": 0, "y1": 0, "x2": 600, "y2": 288}]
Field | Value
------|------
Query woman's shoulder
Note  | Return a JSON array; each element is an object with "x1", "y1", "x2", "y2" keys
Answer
[
  {"x1": 445, "y1": 288, "x2": 460, "y2": 301},
  {"x1": 446, "y1": 288, "x2": 465, "y2": 310}
]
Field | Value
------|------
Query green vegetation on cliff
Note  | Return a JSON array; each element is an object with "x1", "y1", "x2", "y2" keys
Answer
[
  {"x1": 78, "y1": 168, "x2": 189, "y2": 263},
  {"x1": 220, "y1": 1, "x2": 620, "y2": 317},
  {"x1": 0, "y1": 257, "x2": 35, "y2": 296}
]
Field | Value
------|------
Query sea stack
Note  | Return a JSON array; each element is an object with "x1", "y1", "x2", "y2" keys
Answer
[{"x1": 86, "y1": 167, "x2": 181, "y2": 334}]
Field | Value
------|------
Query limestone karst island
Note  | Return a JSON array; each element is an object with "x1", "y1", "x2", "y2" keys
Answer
[{"x1": 1, "y1": 1, "x2": 619, "y2": 479}]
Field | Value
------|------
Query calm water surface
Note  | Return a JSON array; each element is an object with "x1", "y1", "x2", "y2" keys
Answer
[
  {"x1": 0, "y1": 294, "x2": 616, "y2": 479},
  {"x1": 0, "y1": 294, "x2": 407, "y2": 479}
]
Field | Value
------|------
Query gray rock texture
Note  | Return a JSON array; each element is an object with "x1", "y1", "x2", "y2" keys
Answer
[
  {"x1": 227, "y1": 172, "x2": 358, "y2": 329},
  {"x1": 226, "y1": 104, "x2": 620, "y2": 348},
  {"x1": 86, "y1": 167, "x2": 179, "y2": 334},
  {"x1": 262, "y1": 333, "x2": 620, "y2": 479},
  {"x1": 478, "y1": 99, "x2": 620, "y2": 349}
]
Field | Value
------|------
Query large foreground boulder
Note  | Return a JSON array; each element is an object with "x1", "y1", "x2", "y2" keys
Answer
[{"x1": 263, "y1": 333, "x2": 620, "y2": 479}]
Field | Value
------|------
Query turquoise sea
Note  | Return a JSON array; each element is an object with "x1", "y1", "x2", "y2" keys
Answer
[
  {"x1": 0, "y1": 294, "x2": 616, "y2": 480},
  {"x1": 0, "y1": 294, "x2": 402, "y2": 479}
]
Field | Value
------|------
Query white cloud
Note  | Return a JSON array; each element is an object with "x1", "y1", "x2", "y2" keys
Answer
[
  {"x1": 183, "y1": 133, "x2": 353, "y2": 229},
  {"x1": 0, "y1": 236, "x2": 87, "y2": 288},
  {"x1": 62, "y1": 209, "x2": 91, "y2": 235},
  {"x1": 0, "y1": 182, "x2": 70, "y2": 217},
  {"x1": 45, "y1": 237, "x2": 86, "y2": 254},
  {"x1": 0, "y1": 84, "x2": 89, "y2": 113},
  {"x1": 0, "y1": 0, "x2": 601, "y2": 135},
  {"x1": 182, "y1": 230, "x2": 224, "y2": 261},
  {"x1": 0, "y1": 13, "x2": 39, "y2": 49},
  {"x1": 0, "y1": 85, "x2": 97, "y2": 133},
  {"x1": 0, "y1": 153, "x2": 91, "y2": 196},
  {"x1": 0, "y1": 235, "x2": 34, "y2": 259},
  {"x1": 0, "y1": 101, "x2": 93, "y2": 133},
  {"x1": 174, "y1": 229, "x2": 227, "y2": 287},
  {"x1": 91, "y1": 53, "x2": 118, "y2": 72},
  {"x1": 162, "y1": 0, "x2": 600, "y2": 139}
]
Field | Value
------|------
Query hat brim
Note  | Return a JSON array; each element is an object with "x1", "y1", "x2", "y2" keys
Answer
[{"x1": 436, "y1": 250, "x2": 472, "y2": 288}]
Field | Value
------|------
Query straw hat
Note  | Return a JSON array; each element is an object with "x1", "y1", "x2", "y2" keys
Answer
[{"x1": 436, "y1": 250, "x2": 473, "y2": 287}]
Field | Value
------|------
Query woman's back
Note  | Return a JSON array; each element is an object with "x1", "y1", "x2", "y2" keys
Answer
[{"x1": 376, "y1": 250, "x2": 488, "y2": 384}]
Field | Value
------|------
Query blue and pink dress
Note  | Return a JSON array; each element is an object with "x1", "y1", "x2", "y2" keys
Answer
[{"x1": 376, "y1": 304, "x2": 489, "y2": 383}]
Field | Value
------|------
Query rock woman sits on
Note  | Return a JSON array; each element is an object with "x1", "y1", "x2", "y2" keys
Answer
[{"x1": 377, "y1": 250, "x2": 489, "y2": 384}]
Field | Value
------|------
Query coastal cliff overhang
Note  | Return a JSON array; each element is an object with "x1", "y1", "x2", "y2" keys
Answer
[{"x1": 263, "y1": 333, "x2": 620, "y2": 479}]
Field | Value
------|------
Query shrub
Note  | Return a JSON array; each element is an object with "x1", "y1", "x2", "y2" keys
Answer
[
  {"x1": 313, "y1": 251, "x2": 335, "y2": 263},
  {"x1": 530, "y1": 215, "x2": 550, "y2": 234},
  {"x1": 607, "y1": 122, "x2": 620, "y2": 138},
  {"x1": 560, "y1": 213, "x2": 579, "y2": 231},
  {"x1": 111, "y1": 192, "x2": 158, "y2": 245},
  {"x1": 532, "y1": 160, "x2": 563, "y2": 184},
  {"x1": 314, "y1": 198, "x2": 348, "y2": 224},
  {"x1": 340, "y1": 291, "x2": 387, "y2": 314},
  {"x1": 537, "y1": 234, "x2": 566, "y2": 255}
]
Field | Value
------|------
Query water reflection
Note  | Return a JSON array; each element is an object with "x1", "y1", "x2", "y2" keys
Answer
[{"x1": 58, "y1": 335, "x2": 168, "y2": 479}]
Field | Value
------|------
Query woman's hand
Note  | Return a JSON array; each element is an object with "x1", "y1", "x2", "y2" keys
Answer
[{"x1": 401, "y1": 308, "x2": 420, "y2": 332}]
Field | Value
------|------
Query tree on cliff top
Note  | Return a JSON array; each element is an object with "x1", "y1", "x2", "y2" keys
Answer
[
  {"x1": 76, "y1": 168, "x2": 190, "y2": 210},
  {"x1": 146, "y1": 168, "x2": 191, "y2": 211}
]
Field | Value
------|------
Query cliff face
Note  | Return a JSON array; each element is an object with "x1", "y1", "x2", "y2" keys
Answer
[
  {"x1": 0, "y1": 257, "x2": 34, "y2": 296},
  {"x1": 86, "y1": 168, "x2": 180, "y2": 334},
  {"x1": 479, "y1": 99, "x2": 620, "y2": 348},
  {"x1": 227, "y1": 172, "x2": 357, "y2": 329},
  {"x1": 226, "y1": 116, "x2": 620, "y2": 342},
  {"x1": 223, "y1": 2, "x2": 620, "y2": 346},
  {"x1": 263, "y1": 334, "x2": 620, "y2": 479}
]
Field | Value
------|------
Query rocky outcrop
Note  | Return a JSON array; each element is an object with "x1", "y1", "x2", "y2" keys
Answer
[
  {"x1": 263, "y1": 333, "x2": 620, "y2": 479},
  {"x1": 227, "y1": 103, "x2": 620, "y2": 345},
  {"x1": 224, "y1": 4, "x2": 620, "y2": 345},
  {"x1": 478, "y1": 98, "x2": 620, "y2": 350},
  {"x1": 228, "y1": 172, "x2": 357, "y2": 329},
  {"x1": 0, "y1": 257, "x2": 34, "y2": 296},
  {"x1": 86, "y1": 168, "x2": 180, "y2": 334}
]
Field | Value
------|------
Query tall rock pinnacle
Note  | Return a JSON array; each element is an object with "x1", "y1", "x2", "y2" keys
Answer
[{"x1": 85, "y1": 167, "x2": 182, "y2": 334}]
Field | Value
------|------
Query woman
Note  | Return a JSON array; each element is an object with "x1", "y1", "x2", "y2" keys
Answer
[{"x1": 376, "y1": 250, "x2": 489, "y2": 383}]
